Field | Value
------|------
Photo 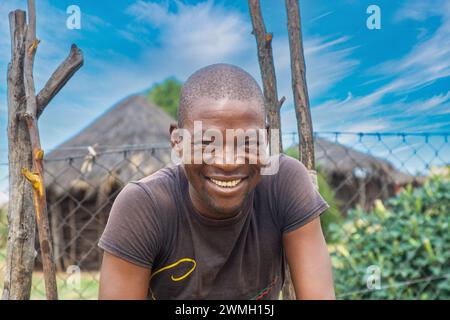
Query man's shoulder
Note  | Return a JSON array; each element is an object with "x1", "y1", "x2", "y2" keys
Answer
[
  {"x1": 127, "y1": 164, "x2": 182, "y2": 209},
  {"x1": 258, "y1": 153, "x2": 306, "y2": 186},
  {"x1": 136, "y1": 164, "x2": 181, "y2": 187}
]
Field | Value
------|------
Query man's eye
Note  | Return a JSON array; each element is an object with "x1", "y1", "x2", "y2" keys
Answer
[
  {"x1": 238, "y1": 139, "x2": 258, "y2": 148},
  {"x1": 193, "y1": 140, "x2": 213, "y2": 146}
]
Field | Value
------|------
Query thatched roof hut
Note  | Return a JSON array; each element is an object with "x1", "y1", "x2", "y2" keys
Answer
[
  {"x1": 42, "y1": 95, "x2": 174, "y2": 271},
  {"x1": 314, "y1": 138, "x2": 419, "y2": 212}
]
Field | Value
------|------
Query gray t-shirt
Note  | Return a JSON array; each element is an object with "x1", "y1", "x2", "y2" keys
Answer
[{"x1": 98, "y1": 154, "x2": 329, "y2": 300}]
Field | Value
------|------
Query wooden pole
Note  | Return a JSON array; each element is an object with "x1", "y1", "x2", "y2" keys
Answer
[
  {"x1": 3, "y1": 0, "x2": 83, "y2": 300},
  {"x1": 248, "y1": 0, "x2": 285, "y2": 154},
  {"x1": 286, "y1": 0, "x2": 315, "y2": 170},
  {"x1": 249, "y1": 0, "x2": 295, "y2": 300},
  {"x1": 50, "y1": 201, "x2": 64, "y2": 272},
  {"x1": 285, "y1": 0, "x2": 317, "y2": 300},
  {"x1": 3, "y1": 9, "x2": 36, "y2": 300}
]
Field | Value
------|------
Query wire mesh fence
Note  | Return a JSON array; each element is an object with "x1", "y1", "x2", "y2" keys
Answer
[{"x1": 0, "y1": 131, "x2": 449, "y2": 299}]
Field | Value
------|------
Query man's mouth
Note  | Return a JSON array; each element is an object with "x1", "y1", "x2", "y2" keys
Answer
[
  {"x1": 209, "y1": 178, "x2": 242, "y2": 188},
  {"x1": 204, "y1": 175, "x2": 249, "y2": 191}
]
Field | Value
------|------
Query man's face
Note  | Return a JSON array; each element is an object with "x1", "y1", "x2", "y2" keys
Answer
[{"x1": 172, "y1": 97, "x2": 266, "y2": 219}]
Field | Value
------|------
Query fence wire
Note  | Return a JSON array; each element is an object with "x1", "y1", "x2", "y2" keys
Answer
[{"x1": 0, "y1": 132, "x2": 448, "y2": 299}]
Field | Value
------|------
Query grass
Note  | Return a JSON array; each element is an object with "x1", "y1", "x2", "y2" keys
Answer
[
  {"x1": 30, "y1": 270, "x2": 99, "y2": 300},
  {"x1": 1, "y1": 206, "x2": 99, "y2": 300},
  {"x1": 1, "y1": 247, "x2": 99, "y2": 300}
]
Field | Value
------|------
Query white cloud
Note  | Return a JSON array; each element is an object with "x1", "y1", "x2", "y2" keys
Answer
[
  {"x1": 285, "y1": 0, "x2": 450, "y2": 134},
  {"x1": 372, "y1": 1, "x2": 450, "y2": 95},
  {"x1": 126, "y1": 0, "x2": 359, "y2": 102},
  {"x1": 402, "y1": 91, "x2": 450, "y2": 115},
  {"x1": 304, "y1": 36, "x2": 359, "y2": 98},
  {"x1": 127, "y1": 0, "x2": 252, "y2": 69},
  {"x1": 0, "y1": 1, "x2": 118, "y2": 152},
  {"x1": 299, "y1": 88, "x2": 450, "y2": 134},
  {"x1": 127, "y1": 0, "x2": 171, "y2": 27},
  {"x1": 271, "y1": 34, "x2": 359, "y2": 107},
  {"x1": 309, "y1": 11, "x2": 333, "y2": 23},
  {"x1": 394, "y1": 0, "x2": 447, "y2": 22}
]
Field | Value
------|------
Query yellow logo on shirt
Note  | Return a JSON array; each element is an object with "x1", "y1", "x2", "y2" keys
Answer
[{"x1": 149, "y1": 257, "x2": 197, "y2": 299}]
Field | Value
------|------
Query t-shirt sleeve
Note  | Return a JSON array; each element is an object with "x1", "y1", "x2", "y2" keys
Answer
[
  {"x1": 98, "y1": 182, "x2": 161, "y2": 269},
  {"x1": 276, "y1": 154, "x2": 329, "y2": 234}
]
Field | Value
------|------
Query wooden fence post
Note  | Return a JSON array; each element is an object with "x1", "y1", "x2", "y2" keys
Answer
[
  {"x1": 2, "y1": 9, "x2": 36, "y2": 300},
  {"x1": 3, "y1": 0, "x2": 83, "y2": 300},
  {"x1": 286, "y1": 0, "x2": 315, "y2": 171},
  {"x1": 248, "y1": 0, "x2": 285, "y2": 155},
  {"x1": 249, "y1": 0, "x2": 297, "y2": 300},
  {"x1": 284, "y1": 0, "x2": 317, "y2": 300}
]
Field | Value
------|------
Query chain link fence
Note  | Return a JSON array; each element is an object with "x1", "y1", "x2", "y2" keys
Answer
[{"x1": 0, "y1": 132, "x2": 448, "y2": 299}]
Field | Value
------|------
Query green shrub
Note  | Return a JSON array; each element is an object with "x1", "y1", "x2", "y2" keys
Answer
[
  {"x1": 329, "y1": 174, "x2": 450, "y2": 299},
  {"x1": 284, "y1": 145, "x2": 299, "y2": 159},
  {"x1": 147, "y1": 78, "x2": 182, "y2": 119}
]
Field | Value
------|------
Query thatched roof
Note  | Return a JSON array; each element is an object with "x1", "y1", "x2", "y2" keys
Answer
[
  {"x1": 44, "y1": 95, "x2": 174, "y2": 197},
  {"x1": 314, "y1": 138, "x2": 413, "y2": 184}
]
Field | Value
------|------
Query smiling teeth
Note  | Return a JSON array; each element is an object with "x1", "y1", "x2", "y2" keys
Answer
[{"x1": 210, "y1": 178, "x2": 241, "y2": 188}]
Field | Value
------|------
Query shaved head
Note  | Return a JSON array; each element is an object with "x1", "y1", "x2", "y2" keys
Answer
[{"x1": 178, "y1": 63, "x2": 265, "y2": 127}]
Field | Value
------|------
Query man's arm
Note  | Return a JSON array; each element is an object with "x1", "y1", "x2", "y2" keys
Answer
[
  {"x1": 282, "y1": 216, "x2": 335, "y2": 300},
  {"x1": 99, "y1": 251, "x2": 151, "y2": 300}
]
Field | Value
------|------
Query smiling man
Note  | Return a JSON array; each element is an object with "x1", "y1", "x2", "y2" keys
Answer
[{"x1": 98, "y1": 64, "x2": 335, "y2": 300}]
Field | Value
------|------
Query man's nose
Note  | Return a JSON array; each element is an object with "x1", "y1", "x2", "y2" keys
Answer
[
  {"x1": 210, "y1": 160, "x2": 242, "y2": 173},
  {"x1": 205, "y1": 144, "x2": 243, "y2": 171}
]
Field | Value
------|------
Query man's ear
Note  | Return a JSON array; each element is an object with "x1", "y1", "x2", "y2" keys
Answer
[
  {"x1": 169, "y1": 122, "x2": 179, "y2": 148},
  {"x1": 169, "y1": 122, "x2": 178, "y2": 134}
]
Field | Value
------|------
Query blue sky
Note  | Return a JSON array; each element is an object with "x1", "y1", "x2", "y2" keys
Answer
[{"x1": 0, "y1": 0, "x2": 449, "y2": 192}]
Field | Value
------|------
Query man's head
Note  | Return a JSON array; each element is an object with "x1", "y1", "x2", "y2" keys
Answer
[{"x1": 170, "y1": 63, "x2": 267, "y2": 219}]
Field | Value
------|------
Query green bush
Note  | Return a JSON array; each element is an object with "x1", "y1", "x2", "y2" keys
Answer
[
  {"x1": 329, "y1": 174, "x2": 450, "y2": 299},
  {"x1": 284, "y1": 145, "x2": 299, "y2": 159},
  {"x1": 147, "y1": 78, "x2": 182, "y2": 119}
]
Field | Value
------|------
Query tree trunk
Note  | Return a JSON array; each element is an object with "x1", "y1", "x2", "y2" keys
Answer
[{"x1": 2, "y1": 10, "x2": 36, "y2": 300}]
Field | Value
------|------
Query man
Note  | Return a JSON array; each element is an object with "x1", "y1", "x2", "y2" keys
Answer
[{"x1": 98, "y1": 64, "x2": 335, "y2": 300}]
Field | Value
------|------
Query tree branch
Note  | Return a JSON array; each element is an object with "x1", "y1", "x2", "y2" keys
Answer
[
  {"x1": 278, "y1": 96, "x2": 286, "y2": 109},
  {"x1": 36, "y1": 44, "x2": 83, "y2": 119},
  {"x1": 248, "y1": 0, "x2": 283, "y2": 153},
  {"x1": 24, "y1": 0, "x2": 38, "y2": 118}
]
